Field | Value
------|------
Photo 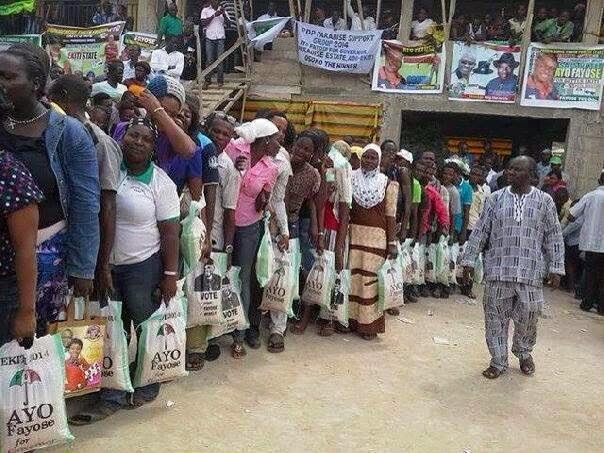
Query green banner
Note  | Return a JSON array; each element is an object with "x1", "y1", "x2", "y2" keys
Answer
[
  {"x1": 0, "y1": 34, "x2": 42, "y2": 51},
  {"x1": 0, "y1": 0, "x2": 35, "y2": 16}
]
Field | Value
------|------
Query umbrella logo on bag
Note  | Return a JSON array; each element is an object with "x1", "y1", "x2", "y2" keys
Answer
[
  {"x1": 10, "y1": 369, "x2": 42, "y2": 407},
  {"x1": 157, "y1": 323, "x2": 176, "y2": 350}
]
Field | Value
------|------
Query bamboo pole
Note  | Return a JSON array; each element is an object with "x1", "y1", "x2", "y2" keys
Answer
[
  {"x1": 376, "y1": 0, "x2": 382, "y2": 28},
  {"x1": 445, "y1": 0, "x2": 457, "y2": 40},
  {"x1": 194, "y1": 25, "x2": 204, "y2": 119},
  {"x1": 440, "y1": 0, "x2": 446, "y2": 25},
  {"x1": 356, "y1": 0, "x2": 365, "y2": 30},
  {"x1": 296, "y1": 0, "x2": 302, "y2": 20},
  {"x1": 304, "y1": 0, "x2": 312, "y2": 23},
  {"x1": 516, "y1": 0, "x2": 536, "y2": 106},
  {"x1": 343, "y1": 0, "x2": 348, "y2": 23}
]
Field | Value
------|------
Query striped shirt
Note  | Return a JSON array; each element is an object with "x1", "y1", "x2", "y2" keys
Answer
[{"x1": 461, "y1": 187, "x2": 565, "y2": 286}]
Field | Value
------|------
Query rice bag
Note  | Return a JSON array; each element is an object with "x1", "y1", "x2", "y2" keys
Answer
[
  {"x1": 449, "y1": 242, "x2": 460, "y2": 285},
  {"x1": 425, "y1": 243, "x2": 437, "y2": 283},
  {"x1": 100, "y1": 301, "x2": 133, "y2": 393},
  {"x1": 378, "y1": 259, "x2": 405, "y2": 311},
  {"x1": 207, "y1": 267, "x2": 249, "y2": 340},
  {"x1": 330, "y1": 270, "x2": 350, "y2": 328},
  {"x1": 255, "y1": 217, "x2": 274, "y2": 287},
  {"x1": 410, "y1": 243, "x2": 425, "y2": 285},
  {"x1": 184, "y1": 258, "x2": 224, "y2": 327},
  {"x1": 180, "y1": 200, "x2": 206, "y2": 275},
  {"x1": 1, "y1": 335, "x2": 74, "y2": 453},
  {"x1": 436, "y1": 235, "x2": 450, "y2": 286},
  {"x1": 259, "y1": 253, "x2": 294, "y2": 316},
  {"x1": 289, "y1": 238, "x2": 302, "y2": 300},
  {"x1": 302, "y1": 250, "x2": 335, "y2": 309},
  {"x1": 399, "y1": 239, "x2": 414, "y2": 283},
  {"x1": 132, "y1": 294, "x2": 188, "y2": 387}
]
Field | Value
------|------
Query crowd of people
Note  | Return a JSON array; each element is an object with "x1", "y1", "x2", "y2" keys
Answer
[{"x1": 1, "y1": 0, "x2": 603, "y2": 435}]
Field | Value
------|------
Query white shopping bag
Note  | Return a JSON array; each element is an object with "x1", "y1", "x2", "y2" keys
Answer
[
  {"x1": 100, "y1": 301, "x2": 133, "y2": 392},
  {"x1": 132, "y1": 294, "x2": 188, "y2": 387},
  {"x1": 330, "y1": 270, "x2": 350, "y2": 328},
  {"x1": 379, "y1": 258, "x2": 405, "y2": 311},
  {"x1": 1, "y1": 335, "x2": 73, "y2": 453},
  {"x1": 185, "y1": 258, "x2": 224, "y2": 327},
  {"x1": 207, "y1": 267, "x2": 249, "y2": 340},
  {"x1": 259, "y1": 252, "x2": 294, "y2": 316},
  {"x1": 302, "y1": 250, "x2": 335, "y2": 309}
]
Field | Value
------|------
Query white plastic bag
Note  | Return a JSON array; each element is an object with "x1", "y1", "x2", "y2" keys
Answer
[
  {"x1": 425, "y1": 243, "x2": 437, "y2": 283},
  {"x1": 132, "y1": 294, "x2": 188, "y2": 387},
  {"x1": 180, "y1": 200, "x2": 206, "y2": 275},
  {"x1": 184, "y1": 259, "x2": 224, "y2": 327},
  {"x1": 399, "y1": 239, "x2": 414, "y2": 283},
  {"x1": 1, "y1": 335, "x2": 73, "y2": 453},
  {"x1": 259, "y1": 252, "x2": 294, "y2": 316},
  {"x1": 378, "y1": 259, "x2": 405, "y2": 311},
  {"x1": 474, "y1": 253, "x2": 484, "y2": 285},
  {"x1": 255, "y1": 217, "x2": 274, "y2": 288},
  {"x1": 100, "y1": 301, "x2": 133, "y2": 393},
  {"x1": 302, "y1": 250, "x2": 335, "y2": 308},
  {"x1": 207, "y1": 267, "x2": 249, "y2": 339},
  {"x1": 330, "y1": 270, "x2": 350, "y2": 328},
  {"x1": 455, "y1": 243, "x2": 466, "y2": 280},
  {"x1": 289, "y1": 238, "x2": 302, "y2": 300},
  {"x1": 411, "y1": 243, "x2": 425, "y2": 285},
  {"x1": 436, "y1": 236, "x2": 450, "y2": 286},
  {"x1": 449, "y1": 242, "x2": 460, "y2": 285}
]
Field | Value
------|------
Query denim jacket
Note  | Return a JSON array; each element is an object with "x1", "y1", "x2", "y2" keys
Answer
[{"x1": 46, "y1": 109, "x2": 100, "y2": 279}]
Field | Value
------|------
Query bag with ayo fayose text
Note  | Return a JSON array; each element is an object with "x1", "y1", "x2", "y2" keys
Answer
[
  {"x1": 133, "y1": 294, "x2": 188, "y2": 387},
  {"x1": 99, "y1": 301, "x2": 133, "y2": 393},
  {"x1": 378, "y1": 258, "x2": 405, "y2": 311},
  {"x1": 302, "y1": 250, "x2": 336, "y2": 308},
  {"x1": 259, "y1": 251, "x2": 294, "y2": 316},
  {"x1": 1, "y1": 335, "x2": 73, "y2": 453}
]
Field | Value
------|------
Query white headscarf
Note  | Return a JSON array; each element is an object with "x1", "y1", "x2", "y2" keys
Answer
[
  {"x1": 235, "y1": 119, "x2": 278, "y2": 144},
  {"x1": 352, "y1": 144, "x2": 388, "y2": 209}
]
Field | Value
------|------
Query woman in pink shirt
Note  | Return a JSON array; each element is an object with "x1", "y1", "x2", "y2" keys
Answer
[{"x1": 230, "y1": 119, "x2": 280, "y2": 359}]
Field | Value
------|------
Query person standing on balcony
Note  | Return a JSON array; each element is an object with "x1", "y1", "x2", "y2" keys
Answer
[
  {"x1": 156, "y1": 1, "x2": 184, "y2": 47},
  {"x1": 92, "y1": 1, "x2": 116, "y2": 25},
  {"x1": 201, "y1": 0, "x2": 231, "y2": 88}
]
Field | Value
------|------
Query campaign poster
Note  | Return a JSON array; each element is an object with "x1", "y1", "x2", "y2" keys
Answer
[
  {"x1": 120, "y1": 31, "x2": 157, "y2": 61},
  {"x1": 520, "y1": 43, "x2": 604, "y2": 110},
  {"x1": 371, "y1": 39, "x2": 446, "y2": 93},
  {"x1": 0, "y1": 34, "x2": 42, "y2": 51},
  {"x1": 46, "y1": 21, "x2": 126, "y2": 78},
  {"x1": 449, "y1": 41, "x2": 521, "y2": 103},
  {"x1": 297, "y1": 21, "x2": 383, "y2": 74}
]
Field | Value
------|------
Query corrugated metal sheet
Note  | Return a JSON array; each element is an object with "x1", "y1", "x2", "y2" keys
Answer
[{"x1": 244, "y1": 98, "x2": 382, "y2": 143}]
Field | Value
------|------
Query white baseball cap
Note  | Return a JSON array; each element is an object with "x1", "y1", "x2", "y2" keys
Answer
[{"x1": 396, "y1": 149, "x2": 414, "y2": 163}]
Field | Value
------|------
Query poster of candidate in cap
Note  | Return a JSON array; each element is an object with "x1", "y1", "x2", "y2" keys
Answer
[{"x1": 449, "y1": 41, "x2": 521, "y2": 102}]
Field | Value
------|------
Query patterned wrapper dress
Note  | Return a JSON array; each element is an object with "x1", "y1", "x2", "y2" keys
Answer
[{"x1": 348, "y1": 181, "x2": 398, "y2": 335}]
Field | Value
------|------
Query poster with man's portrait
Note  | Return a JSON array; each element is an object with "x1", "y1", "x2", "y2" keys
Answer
[
  {"x1": 520, "y1": 43, "x2": 604, "y2": 110},
  {"x1": 449, "y1": 41, "x2": 521, "y2": 103},
  {"x1": 372, "y1": 39, "x2": 446, "y2": 93}
]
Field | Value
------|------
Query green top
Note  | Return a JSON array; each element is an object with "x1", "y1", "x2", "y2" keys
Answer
[
  {"x1": 412, "y1": 178, "x2": 422, "y2": 204},
  {"x1": 534, "y1": 18, "x2": 574, "y2": 42},
  {"x1": 122, "y1": 161, "x2": 153, "y2": 185},
  {"x1": 158, "y1": 14, "x2": 183, "y2": 37}
]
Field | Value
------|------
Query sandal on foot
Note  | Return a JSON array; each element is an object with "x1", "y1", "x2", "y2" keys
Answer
[
  {"x1": 386, "y1": 307, "x2": 400, "y2": 316},
  {"x1": 361, "y1": 333, "x2": 377, "y2": 341},
  {"x1": 318, "y1": 321, "x2": 334, "y2": 337},
  {"x1": 519, "y1": 356, "x2": 535, "y2": 375},
  {"x1": 482, "y1": 366, "x2": 504, "y2": 379},
  {"x1": 334, "y1": 322, "x2": 350, "y2": 334},
  {"x1": 267, "y1": 333, "x2": 285, "y2": 353},
  {"x1": 68, "y1": 403, "x2": 120, "y2": 425},
  {"x1": 231, "y1": 341, "x2": 247, "y2": 359},
  {"x1": 185, "y1": 352, "x2": 205, "y2": 372}
]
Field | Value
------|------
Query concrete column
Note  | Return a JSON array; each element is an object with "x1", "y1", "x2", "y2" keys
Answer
[
  {"x1": 583, "y1": 0, "x2": 604, "y2": 44},
  {"x1": 397, "y1": 0, "x2": 414, "y2": 41},
  {"x1": 380, "y1": 98, "x2": 403, "y2": 144}
]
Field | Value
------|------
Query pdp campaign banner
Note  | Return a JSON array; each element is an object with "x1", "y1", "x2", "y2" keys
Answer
[
  {"x1": 449, "y1": 41, "x2": 521, "y2": 103},
  {"x1": 247, "y1": 17, "x2": 292, "y2": 51},
  {"x1": 371, "y1": 40, "x2": 446, "y2": 93},
  {"x1": 297, "y1": 21, "x2": 383, "y2": 74},
  {"x1": 120, "y1": 32, "x2": 157, "y2": 61},
  {"x1": 520, "y1": 43, "x2": 604, "y2": 110},
  {"x1": 0, "y1": 34, "x2": 42, "y2": 51},
  {"x1": 46, "y1": 21, "x2": 126, "y2": 78}
]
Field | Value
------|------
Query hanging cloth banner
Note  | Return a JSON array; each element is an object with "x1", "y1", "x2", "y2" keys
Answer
[
  {"x1": 296, "y1": 21, "x2": 383, "y2": 73},
  {"x1": 371, "y1": 39, "x2": 446, "y2": 93},
  {"x1": 45, "y1": 21, "x2": 126, "y2": 77},
  {"x1": 449, "y1": 41, "x2": 521, "y2": 103},
  {"x1": 0, "y1": 34, "x2": 42, "y2": 51},
  {"x1": 246, "y1": 16, "x2": 292, "y2": 51},
  {"x1": 520, "y1": 43, "x2": 604, "y2": 111},
  {"x1": 120, "y1": 32, "x2": 158, "y2": 61}
]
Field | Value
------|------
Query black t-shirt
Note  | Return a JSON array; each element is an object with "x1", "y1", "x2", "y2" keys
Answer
[{"x1": 0, "y1": 129, "x2": 65, "y2": 229}]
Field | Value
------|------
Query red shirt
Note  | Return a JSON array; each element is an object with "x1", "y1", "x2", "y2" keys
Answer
[{"x1": 419, "y1": 184, "x2": 450, "y2": 236}]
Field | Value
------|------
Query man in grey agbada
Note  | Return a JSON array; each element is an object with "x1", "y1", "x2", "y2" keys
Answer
[{"x1": 461, "y1": 156, "x2": 564, "y2": 379}]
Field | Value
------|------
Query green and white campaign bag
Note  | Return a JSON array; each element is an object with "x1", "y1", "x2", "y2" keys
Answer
[
  {"x1": 184, "y1": 258, "x2": 224, "y2": 327},
  {"x1": 425, "y1": 243, "x2": 437, "y2": 283},
  {"x1": 378, "y1": 259, "x2": 405, "y2": 311},
  {"x1": 435, "y1": 235, "x2": 450, "y2": 286},
  {"x1": 1, "y1": 335, "x2": 73, "y2": 453},
  {"x1": 399, "y1": 239, "x2": 414, "y2": 283},
  {"x1": 133, "y1": 294, "x2": 188, "y2": 387},
  {"x1": 100, "y1": 301, "x2": 133, "y2": 393},
  {"x1": 259, "y1": 252, "x2": 294, "y2": 316},
  {"x1": 410, "y1": 243, "x2": 425, "y2": 285},
  {"x1": 255, "y1": 217, "x2": 274, "y2": 288},
  {"x1": 331, "y1": 270, "x2": 350, "y2": 328},
  {"x1": 302, "y1": 250, "x2": 336, "y2": 309},
  {"x1": 448, "y1": 242, "x2": 460, "y2": 285},
  {"x1": 289, "y1": 238, "x2": 302, "y2": 300},
  {"x1": 474, "y1": 253, "x2": 484, "y2": 285},
  {"x1": 455, "y1": 243, "x2": 466, "y2": 281},
  {"x1": 180, "y1": 200, "x2": 206, "y2": 275},
  {"x1": 208, "y1": 267, "x2": 249, "y2": 340}
]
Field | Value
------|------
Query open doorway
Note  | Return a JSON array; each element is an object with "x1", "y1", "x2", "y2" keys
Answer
[{"x1": 399, "y1": 110, "x2": 570, "y2": 167}]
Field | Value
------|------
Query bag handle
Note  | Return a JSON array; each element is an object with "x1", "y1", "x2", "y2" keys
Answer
[{"x1": 65, "y1": 294, "x2": 93, "y2": 322}]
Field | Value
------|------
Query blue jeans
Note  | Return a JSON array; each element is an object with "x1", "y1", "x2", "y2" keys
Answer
[
  {"x1": 101, "y1": 253, "x2": 163, "y2": 407},
  {"x1": 205, "y1": 38, "x2": 225, "y2": 84},
  {"x1": 0, "y1": 275, "x2": 18, "y2": 348},
  {"x1": 232, "y1": 221, "x2": 261, "y2": 341},
  {"x1": 298, "y1": 217, "x2": 315, "y2": 272}
]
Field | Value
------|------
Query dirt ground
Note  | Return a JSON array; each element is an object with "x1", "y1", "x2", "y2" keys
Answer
[{"x1": 53, "y1": 288, "x2": 603, "y2": 453}]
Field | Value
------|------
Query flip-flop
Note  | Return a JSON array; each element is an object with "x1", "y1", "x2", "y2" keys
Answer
[
  {"x1": 231, "y1": 342, "x2": 247, "y2": 359},
  {"x1": 267, "y1": 333, "x2": 285, "y2": 353}
]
